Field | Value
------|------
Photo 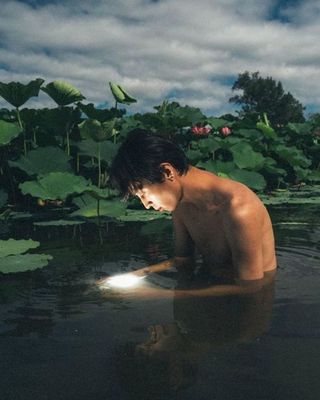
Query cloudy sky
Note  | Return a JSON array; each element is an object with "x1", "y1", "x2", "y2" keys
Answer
[{"x1": 0, "y1": 0, "x2": 319, "y2": 116}]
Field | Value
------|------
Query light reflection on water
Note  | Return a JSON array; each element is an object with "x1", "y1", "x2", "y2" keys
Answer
[{"x1": 0, "y1": 206, "x2": 319, "y2": 400}]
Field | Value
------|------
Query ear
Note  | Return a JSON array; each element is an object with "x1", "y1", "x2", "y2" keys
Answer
[{"x1": 160, "y1": 163, "x2": 175, "y2": 181}]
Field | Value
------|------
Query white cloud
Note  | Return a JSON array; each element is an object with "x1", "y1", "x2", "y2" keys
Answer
[{"x1": 0, "y1": 0, "x2": 319, "y2": 116}]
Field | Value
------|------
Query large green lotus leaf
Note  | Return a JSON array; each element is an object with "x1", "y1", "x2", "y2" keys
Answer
[
  {"x1": 109, "y1": 82, "x2": 137, "y2": 105},
  {"x1": 76, "y1": 139, "x2": 119, "y2": 164},
  {"x1": 237, "y1": 129, "x2": 263, "y2": 139},
  {"x1": 78, "y1": 119, "x2": 116, "y2": 142},
  {"x1": 272, "y1": 144, "x2": 311, "y2": 168},
  {"x1": 306, "y1": 170, "x2": 320, "y2": 182},
  {"x1": 71, "y1": 194, "x2": 126, "y2": 217},
  {"x1": 84, "y1": 185, "x2": 118, "y2": 200},
  {"x1": 9, "y1": 212, "x2": 33, "y2": 220},
  {"x1": 171, "y1": 106, "x2": 205, "y2": 126},
  {"x1": 262, "y1": 158, "x2": 287, "y2": 176},
  {"x1": 118, "y1": 116, "x2": 142, "y2": 138},
  {"x1": 41, "y1": 80, "x2": 85, "y2": 106},
  {"x1": 0, "y1": 189, "x2": 8, "y2": 208},
  {"x1": 37, "y1": 107, "x2": 81, "y2": 136},
  {"x1": 287, "y1": 122, "x2": 312, "y2": 135},
  {"x1": 0, "y1": 253, "x2": 52, "y2": 274},
  {"x1": 0, "y1": 238, "x2": 39, "y2": 257},
  {"x1": 196, "y1": 159, "x2": 217, "y2": 173},
  {"x1": 260, "y1": 186, "x2": 320, "y2": 205},
  {"x1": 293, "y1": 166, "x2": 310, "y2": 181},
  {"x1": 0, "y1": 120, "x2": 22, "y2": 146},
  {"x1": 9, "y1": 146, "x2": 72, "y2": 176},
  {"x1": 77, "y1": 102, "x2": 125, "y2": 122},
  {"x1": 230, "y1": 142, "x2": 265, "y2": 170},
  {"x1": 34, "y1": 220, "x2": 85, "y2": 226},
  {"x1": 229, "y1": 169, "x2": 266, "y2": 191},
  {"x1": 219, "y1": 137, "x2": 243, "y2": 150},
  {"x1": 186, "y1": 149, "x2": 203, "y2": 164},
  {"x1": 256, "y1": 122, "x2": 277, "y2": 139},
  {"x1": 0, "y1": 78, "x2": 44, "y2": 108},
  {"x1": 206, "y1": 117, "x2": 230, "y2": 130},
  {"x1": 79, "y1": 119, "x2": 106, "y2": 141},
  {"x1": 197, "y1": 160, "x2": 235, "y2": 174},
  {"x1": 19, "y1": 172, "x2": 90, "y2": 200},
  {"x1": 117, "y1": 209, "x2": 170, "y2": 222},
  {"x1": 198, "y1": 138, "x2": 221, "y2": 154},
  {"x1": 19, "y1": 108, "x2": 39, "y2": 128}
]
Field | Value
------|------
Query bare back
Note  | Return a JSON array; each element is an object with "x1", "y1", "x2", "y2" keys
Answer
[{"x1": 173, "y1": 170, "x2": 277, "y2": 280}]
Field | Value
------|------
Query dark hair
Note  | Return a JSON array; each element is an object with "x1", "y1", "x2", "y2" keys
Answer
[{"x1": 110, "y1": 129, "x2": 189, "y2": 199}]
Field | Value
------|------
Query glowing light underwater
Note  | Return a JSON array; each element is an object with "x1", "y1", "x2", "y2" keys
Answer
[{"x1": 102, "y1": 273, "x2": 146, "y2": 288}]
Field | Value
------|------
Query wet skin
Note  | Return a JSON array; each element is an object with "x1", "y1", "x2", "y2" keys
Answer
[{"x1": 134, "y1": 163, "x2": 277, "y2": 283}]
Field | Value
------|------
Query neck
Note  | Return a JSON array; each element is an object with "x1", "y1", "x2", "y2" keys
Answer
[{"x1": 178, "y1": 166, "x2": 219, "y2": 208}]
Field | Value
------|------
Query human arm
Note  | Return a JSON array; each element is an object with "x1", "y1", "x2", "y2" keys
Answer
[{"x1": 130, "y1": 212, "x2": 195, "y2": 277}]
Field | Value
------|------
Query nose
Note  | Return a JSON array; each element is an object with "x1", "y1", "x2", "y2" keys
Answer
[{"x1": 141, "y1": 197, "x2": 152, "y2": 209}]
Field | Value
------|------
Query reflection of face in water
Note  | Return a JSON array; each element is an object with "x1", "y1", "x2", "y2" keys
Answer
[{"x1": 117, "y1": 279, "x2": 275, "y2": 397}]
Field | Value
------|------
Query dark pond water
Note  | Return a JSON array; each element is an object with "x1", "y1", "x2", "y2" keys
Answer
[{"x1": 0, "y1": 205, "x2": 320, "y2": 400}]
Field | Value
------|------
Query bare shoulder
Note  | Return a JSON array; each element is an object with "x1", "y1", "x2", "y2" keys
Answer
[{"x1": 219, "y1": 178, "x2": 267, "y2": 227}]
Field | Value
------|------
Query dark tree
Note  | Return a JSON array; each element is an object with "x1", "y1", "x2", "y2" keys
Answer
[{"x1": 229, "y1": 71, "x2": 305, "y2": 125}]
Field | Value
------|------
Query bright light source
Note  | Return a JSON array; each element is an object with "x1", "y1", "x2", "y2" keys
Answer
[{"x1": 104, "y1": 273, "x2": 146, "y2": 288}]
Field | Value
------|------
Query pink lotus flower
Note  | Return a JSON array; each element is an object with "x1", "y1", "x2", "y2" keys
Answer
[
  {"x1": 220, "y1": 126, "x2": 231, "y2": 136},
  {"x1": 191, "y1": 126, "x2": 212, "y2": 136}
]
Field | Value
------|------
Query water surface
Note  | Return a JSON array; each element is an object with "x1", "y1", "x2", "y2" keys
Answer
[{"x1": 0, "y1": 205, "x2": 319, "y2": 400}]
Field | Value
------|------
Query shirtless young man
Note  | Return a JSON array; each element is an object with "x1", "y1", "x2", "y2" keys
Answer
[{"x1": 110, "y1": 130, "x2": 277, "y2": 296}]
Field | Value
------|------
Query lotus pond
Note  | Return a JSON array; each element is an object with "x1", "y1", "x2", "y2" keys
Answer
[{"x1": 0, "y1": 203, "x2": 319, "y2": 400}]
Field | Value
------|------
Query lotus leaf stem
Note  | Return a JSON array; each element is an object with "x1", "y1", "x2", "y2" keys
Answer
[
  {"x1": 98, "y1": 142, "x2": 101, "y2": 188},
  {"x1": 16, "y1": 108, "x2": 27, "y2": 156}
]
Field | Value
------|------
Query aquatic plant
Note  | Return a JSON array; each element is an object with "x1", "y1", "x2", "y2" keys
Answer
[
  {"x1": 0, "y1": 238, "x2": 52, "y2": 274},
  {"x1": 9, "y1": 146, "x2": 72, "y2": 176},
  {"x1": 41, "y1": 80, "x2": 85, "y2": 106},
  {"x1": 78, "y1": 118, "x2": 118, "y2": 187},
  {"x1": 109, "y1": 82, "x2": 137, "y2": 108},
  {"x1": 0, "y1": 78, "x2": 44, "y2": 155},
  {"x1": 0, "y1": 76, "x2": 319, "y2": 221},
  {"x1": 19, "y1": 172, "x2": 91, "y2": 201}
]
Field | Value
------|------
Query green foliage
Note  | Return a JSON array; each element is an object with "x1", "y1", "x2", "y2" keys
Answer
[
  {"x1": 76, "y1": 139, "x2": 119, "y2": 164},
  {"x1": 228, "y1": 169, "x2": 266, "y2": 191},
  {"x1": 9, "y1": 146, "x2": 72, "y2": 176},
  {"x1": 0, "y1": 76, "x2": 319, "y2": 222},
  {"x1": 0, "y1": 189, "x2": 8, "y2": 209},
  {"x1": 0, "y1": 78, "x2": 44, "y2": 108},
  {"x1": 0, "y1": 253, "x2": 52, "y2": 274},
  {"x1": 0, "y1": 238, "x2": 39, "y2": 257},
  {"x1": 71, "y1": 194, "x2": 126, "y2": 217},
  {"x1": 256, "y1": 121, "x2": 277, "y2": 140},
  {"x1": 78, "y1": 118, "x2": 116, "y2": 142},
  {"x1": 34, "y1": 220, "x2": 85, "y2": 226},
  {"x1": 116, "y1": 209, "x2": 171, "y2": 222},
  {"x1": 36, "y1": 107, "x2": 81, "y2": 137},
  {"x1": 230, "y1": 142, "x2": 265, "y2": 170},
  {"x1": 109, "y1": 82, "x2": 137, "y2": 105},
  {"x1": 19, "y1": 172, "x2": 91, "y2": 200},
  {"x1": 230, "y1": 71, "x2": 305, "y2": 125},
  {"x1": 41, "y1": 80, "x2": 85, "y2": 106},
  {"x1": 259, "y1": 185, "x2": 320, "y2": 205},
  {"x1": 206, "y1": 117, "x2": 230, "y2": 130},
  {"x1": 0, "y1": 238, "x2": 52, "y2": 274},
  {"x1": 0, "y1": 120, "x2": 22, "y2": 146},
  {"x1": 77, "y1": 102, "x2": 125, "y2": 122},
  {"x1": 271, "y1": 143, "x2": 311, "y2": 168}
]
